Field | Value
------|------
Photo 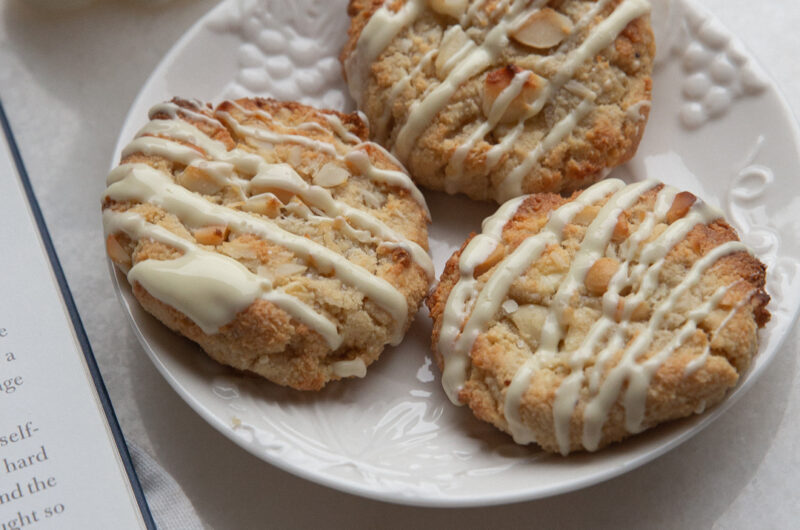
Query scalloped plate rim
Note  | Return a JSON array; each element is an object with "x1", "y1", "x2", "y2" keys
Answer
[
  {"x1": 106, "y1": 0, "x2": 800, "y2": 507},
  {"x1": 108, "y1": 258, "x2": 800, "y2": 507}
]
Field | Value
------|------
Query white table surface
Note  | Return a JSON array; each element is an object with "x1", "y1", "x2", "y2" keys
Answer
[{"x1": 2, "y1": 1, "x2": 798, "y2": 528}]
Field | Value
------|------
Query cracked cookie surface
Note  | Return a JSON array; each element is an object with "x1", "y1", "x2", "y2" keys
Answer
[
  {"x1": 342, "y1": 0, "x2": 655, "y2": 202},
  {"x1": 428, "y1": 179, "x2": 769, "y2": 454},
  {"x1": 103, "y1": 97, "x2": 432, "y2": 390}
]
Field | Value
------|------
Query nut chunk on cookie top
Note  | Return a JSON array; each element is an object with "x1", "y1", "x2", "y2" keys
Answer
[
  {"x1": 342, "y1": 0, "x2": 655, "y2": 202},
  {"x1": 428, "y1": 179, "x2": 770, "y2": 454},
  {"x1": 102, "y1": 97, "x2": 433, "y2": 390}
]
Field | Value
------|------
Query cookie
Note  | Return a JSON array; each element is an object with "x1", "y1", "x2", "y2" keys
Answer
[
  {"x1": 427, "y1": 178, "x2": 769, "y2": 454},
  {"x1": 342, "y1": 0, "x2": 655, "y2": 202},
  {"x1": 103, "y1": 97, "x2": 433, "y2": 390}
]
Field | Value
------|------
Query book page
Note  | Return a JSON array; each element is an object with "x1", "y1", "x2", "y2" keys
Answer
[{"x1": 0, "y1": 123, "x2": 149, "y2": 529}]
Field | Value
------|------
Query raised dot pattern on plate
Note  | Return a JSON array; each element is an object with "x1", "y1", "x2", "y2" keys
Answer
[
  {"x1": 661, "y1": 0, "x2": 769, "y2": 130},
  {"x1": 107, "y1": 0, "x2": 800, "y2": 505},
  {"x1": 206, "y1": 0, "x2": 352, "y2": 111}
]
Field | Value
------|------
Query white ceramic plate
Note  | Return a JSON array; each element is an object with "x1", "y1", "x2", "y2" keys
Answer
[{"x1": 110, "y1": 0, "x2": 800, "y2": 506}]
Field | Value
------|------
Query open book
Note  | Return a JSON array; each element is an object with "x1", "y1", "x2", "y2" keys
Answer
[{"x1": 0, "y1": 102, "x2": 153, "y2": 529}]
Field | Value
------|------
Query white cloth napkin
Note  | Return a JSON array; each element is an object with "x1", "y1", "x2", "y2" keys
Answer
[{"x1": 128, "y1": 443, "x2": 204, "y2": 529}]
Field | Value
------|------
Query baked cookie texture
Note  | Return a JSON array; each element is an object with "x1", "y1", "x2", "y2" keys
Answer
[
  {"x1": 341, "y1": 0, "x2": 655, "y2": 203},
  {"x1": 428, "y1": 179, "x2": 769, "y2": 454},
  {"x1": 103, "y1": 97, "x2": 433, "y2": 390}
]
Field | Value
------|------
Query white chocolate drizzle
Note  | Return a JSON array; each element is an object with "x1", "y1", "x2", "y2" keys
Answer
[
  {"x1": 437, "y1": 179, "x2": 754, "y2": 454},
  {"x1": 347, "y1": 0, "x2": 651, "y2": 201},
  {"x1": 437, "y1": 194, "x2": 528, "y2": 403},
  {"x1": 393, "y1": 0, "x2": 550, "y2": 162},
  {"x1": 446, "y1": 68, "x2": 534, "y2": 194},
  {"x1": 104, "y1": 210, "x2": 341, "y2": 347},
  {"x1": 375, "y1": 48, "x2": 437, "y2": 140},
  {"x1": 321, "y1": 113, "x2": 363, "y2": 145},
  {"x1": 344, "y1": 0, "x2": 427, "y2": 107},
  {"x1": 106, "y1": 164, "x2": 410, "y2": 338},
  {"x1": 497, "y1": 97, "x2": 596, "y2": 202},
  {"x1": 683, "y1": 285, "x2": 755, "y2": 376},
  {"x1": 148, "y1": 100, "x2": 223, "y2": 127},
  {"x1": 218, "y1": 101, "x2": 431, "y2": 218},
  {"x1": 460, "y1": 0, "x2": 491, "y2": 26},
  {"x1": 332, "y1": 358, "x2": 368, "y2": 378},
  {"x1": 105, "y1": 101, "x2": 433, "y2": 351},
  {"x1": 345, "y1": 149, "x2": 430, "y2": 219}
]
